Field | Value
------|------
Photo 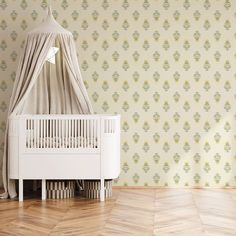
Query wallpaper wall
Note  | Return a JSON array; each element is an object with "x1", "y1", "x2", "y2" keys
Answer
[{"x1": 0, "y1": 0, "x2": 236, "y2": 187}]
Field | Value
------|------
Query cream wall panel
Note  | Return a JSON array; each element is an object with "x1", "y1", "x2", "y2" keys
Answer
[{"x1": 0, "y1": 0, "x2": 236, "y2": 187}]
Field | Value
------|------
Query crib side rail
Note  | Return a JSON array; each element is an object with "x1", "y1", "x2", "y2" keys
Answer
[
  {"x1": 19, "y1": 116, "x2": 101, "y2": 152},
  {"x1": 13, "y1": 114, "x2": 120, "y2": 153}
]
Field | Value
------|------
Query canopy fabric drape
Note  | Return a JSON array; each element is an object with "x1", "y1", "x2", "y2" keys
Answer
[{"x1": 0, "y1": 8, "x2": 93, "y2": 199}]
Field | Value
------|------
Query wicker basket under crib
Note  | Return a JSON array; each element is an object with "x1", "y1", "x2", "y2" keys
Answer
[
  {"x1": 46, "y1": 180, "x2": 76, "y2": 199},
  {"x1": 83, "y1": 180, "x2": 113, "y2": 199}
]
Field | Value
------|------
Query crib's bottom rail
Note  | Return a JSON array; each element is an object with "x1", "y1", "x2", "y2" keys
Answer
[{"x1": 20, "y1": 154, "x2": 101, "y2": 179}]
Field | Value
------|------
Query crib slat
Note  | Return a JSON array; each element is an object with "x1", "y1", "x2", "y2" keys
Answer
[
  {"x1": 48, "y1": 119, "x2": 49, "y2": 148},
  {"x1": 36, "y1": 119, "x2": 38, "y2": 148},
  {"x1": 84, "y1": 119, "x2": 87, "y2": 148},
  {"x1": 51, "y1": 119, "x2": 53, "y2": 148},
  {"x1": 55, "y1": 119, "x2": 57, "y2": 148},
  {"x1": 77, "y1": 119, "x2": 79, "y2": 148},
  {"x1": 81, "y1": 119, "x2": 83, "y2": 148},
  {"x1": 38, "y1": 119, "x2": 40, "y2": 148},
  {"x1": 72, "y1": 119, "x2": 74, "y2": 148},
  {"x1": 30, "y1": 119, "x2": 32, "y2": 148},
  {"x1": 58, "y1": 119, "x2": 60, "y2": 148},
  {"x1": 34, "y1": 120, "x2": 36, "y2": 148},
  {"x1": 54, "y1": 119, "x2": 56, "y2": 148},
  {"x1": 51, "y1": 119, "x2": 52, "y2": 148},
  {"x1": 93, "y1": 119, "x2": 96, "y2": 148},
  {"x1": 50, "y1": 120, "x2": 52, "y2": 148},
  {"x1": 27, "y1": 120, "x2": 30, "y2": 148},
  {"x1": 43, "y1": 119, "x2": 46, "y2": 148},
  {"x1": 68, "y1": 119, "x2": 71, "y2": 148},
  {"x1": 41, "y1": 119, "x2": 43, "y2": 148},
  {"x1": 87, "y1": 119, "x2": 89, "y2": 148},
  {"x1": 46, "y1": 119, "x2": 48, "y2": 148},
  {"x1": 71, "y1": 119, "x2": 73, "y2": 148},
  {"x1": 95, "y1": 119, "x2": 97, "y2": 148},
  {"x1": 55, "y1": 119, "x2": 58, "y2": 148},
  {"x1": 59, "y1": 120, "x2": 61, "y2": 148},
  {"x1": 39, "y1": 119, "x2": 41, "y2": 148},
  {"x1": 45, "y1": 120, "x2": 46, "y2": 148},
  {"x1": 37, "y1": 120, "x2": 39, "y2": 148},
  {"x1": 94, "y1": 120, "x2": 96, "y2": 148},
  {"x1": 39, "y1": 120, "x2": 41, "y2": 148},
  {"x1": 61, "y1": 119, "x2": 63, "y2": 148},
  {"x1": 91, "y1": 120, "x2": 94, "y2": 148},
  {"x1": 79, "y1": 120, "x2": 81, "y2": 148},
  {"x1": 65, "y1": 119, "x2": 68, "y2": 148},
  {"x1": 61, "y1": 120, "x2": 63, "y2": 148},
  {"x1": 33, "y1": 120, "x2": 36, "y2": 148},
  {"x1": 88, "y1": 119, "x2": 92, "y2": 148},
  {"x1": 52, "y1": 120, "x2": 54, "y2": 148},
  {"x1": 36, "y1": 120, "x2": 38, "y2": 148},
  {"x1": 75, "y1": 119, "x2": 77, "y2": 148},
  {"x1": 58, "y1": 120, "x2": 60, "y2": 148},
  {"x1": 75, "y1": 119, "x2": 76, "y2": 148},
  {"x1": 56, "y1": 119, "x2": 58, "y2": 148}
]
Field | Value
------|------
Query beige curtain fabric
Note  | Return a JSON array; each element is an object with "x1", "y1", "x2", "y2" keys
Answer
[
  {"x1": 59, "y1": 35, "x2": 93, "y2": 114},
  {"x1": 21, "y1": 37, "x2": 91, "y2": 115},
  {"x1": 0, "y1": 12, "x2": 93, "y2": 199},
  {"x1": 0, "y1": 33, "x2": 55, "y2": 198}
]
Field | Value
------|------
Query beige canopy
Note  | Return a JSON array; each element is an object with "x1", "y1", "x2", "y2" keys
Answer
[{"x1": 0, "y1": 7, "x2": 93, "y2": 198}]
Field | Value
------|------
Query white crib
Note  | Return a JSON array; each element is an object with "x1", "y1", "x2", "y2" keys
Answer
[{"x1": 8, "y1": 114, "x2": 120, "y2": 201}]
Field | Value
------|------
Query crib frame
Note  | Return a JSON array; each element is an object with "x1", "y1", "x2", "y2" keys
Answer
[{"x1": 8, "y1": 114, "x2": 120, "y2": 201}]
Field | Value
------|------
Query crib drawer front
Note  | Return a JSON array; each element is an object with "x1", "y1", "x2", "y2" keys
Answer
[{"x1": 19, "y1": 154, "x2": 101, "y2": 179}]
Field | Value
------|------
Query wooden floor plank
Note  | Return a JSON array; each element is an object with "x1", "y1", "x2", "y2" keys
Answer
[{"x1": 0, "y1": 188, "x2": 236, "y2": 235}]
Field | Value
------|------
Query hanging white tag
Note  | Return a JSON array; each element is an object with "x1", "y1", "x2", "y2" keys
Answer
[{"x1": 46, "y1": 47, "x2": 59, "y2": 64}]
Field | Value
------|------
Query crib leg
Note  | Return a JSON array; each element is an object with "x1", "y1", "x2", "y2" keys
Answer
[
  {"x1": 42, "y1": 179, "x2": 46, "y2": 200},
  {"x1": 19, "y1": 179, "x2": 23, "y2": 202},
  {"x1": 100, "y1": 178, "x2": 105, "y2": 202}
]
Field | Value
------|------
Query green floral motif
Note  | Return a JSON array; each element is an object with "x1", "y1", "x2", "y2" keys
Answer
[
  {"x1": 153, "y1": 174, "x2": 160, "y2": 184},
  {"x1": 153, "y1": 153, "x2": 160, "y2": 164},
  {"x1": 193, "y1": 153, "x2": 201, "y2": 163},
  {"x1": 143, "y1": 162, "x2": 150, "y2": 173},
  {"x1": 173, "y1": 153, "x2": 181, "y2": 163},
  {"x1": 133, "y1": 153, "x2": 140, "y2": 164},
  {"x1": 122, "y1": 162, "x2": 129, "y2": 173},
  {"x1": 214, "y1": 153, "x2": 221, "y2": 163}
]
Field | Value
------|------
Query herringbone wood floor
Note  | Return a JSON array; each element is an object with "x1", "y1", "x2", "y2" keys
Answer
[{"x1": 0, "y1": 188, "x2": 236, "y2": 235}]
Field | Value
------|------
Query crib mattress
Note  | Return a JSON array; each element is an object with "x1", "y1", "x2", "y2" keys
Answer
[{"x1": 26, "y1": 136, "x2": 98, "y2": 149}]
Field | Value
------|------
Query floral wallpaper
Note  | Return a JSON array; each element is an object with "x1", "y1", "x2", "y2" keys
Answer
[{"x1": 0, "y1": 0, "x2": 236, "y2": 187}]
